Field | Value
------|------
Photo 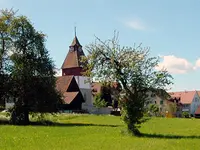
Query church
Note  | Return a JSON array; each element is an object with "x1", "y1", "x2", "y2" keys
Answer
[{"x1": 56, "y1": 34, "x2": 93, "y2": 112}]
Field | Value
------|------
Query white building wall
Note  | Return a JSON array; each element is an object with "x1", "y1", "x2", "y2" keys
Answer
[
  {"x1": 75, "y1": 76, "x2": 94, "y2": 112},
  {"x1": 190, "y1": 92, "x2": 200, "y2": 115},
  {"x1": 75, "y1": 76, "x2": 91, "y2": 89}
]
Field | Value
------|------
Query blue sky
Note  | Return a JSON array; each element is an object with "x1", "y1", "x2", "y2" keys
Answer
[{"x1": 1, "y1": 0, "x2": 200, "y2": 91}]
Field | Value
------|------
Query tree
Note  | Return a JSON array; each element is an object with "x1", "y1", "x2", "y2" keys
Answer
[
  {"x1": 82, "y1": 32, "x2": 173, "y2": 135},
  {"x1": 0, "y1": 9, "x2": 15, "y2": 107},
  {"x1": 93, "y1": 93, "x2": 107, "y2": 109},
  {"x1": 0, "y1": 9, "x2": 61, "y2": 125}
]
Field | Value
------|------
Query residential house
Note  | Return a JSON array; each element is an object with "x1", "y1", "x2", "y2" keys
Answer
[
  {"x1": 169, "y1": 91, "x2": 200, "y2": 116},
  {"x1": 146, "y1": 90, "x2": 171, "y2": 116},
  {"x1": 194, "y1": 91, "x2": 200, "y2": 118}
]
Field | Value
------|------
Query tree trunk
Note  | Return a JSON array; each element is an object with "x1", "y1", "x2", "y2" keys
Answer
[
  {"x1": 127, "y1": 123, "x2": 141, "y2": 136},
  {"x1": 10, "y1": 106, "x2": 29, "y2": 125}
]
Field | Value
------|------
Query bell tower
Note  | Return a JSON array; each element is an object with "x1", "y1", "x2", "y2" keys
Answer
[{"x1": 61, "y1": 32, "x2": 86, "y2": 76}]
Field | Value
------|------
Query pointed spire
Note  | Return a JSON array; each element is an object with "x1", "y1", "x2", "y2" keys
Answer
[
  {"x1": 70, "y1": 36, "x2": 81, "y2": 47},
  {"x1": 70, "y1": 27, "x2": 82, "y2": 47},
  {"x1": 74, "y1": 26, "x2": 76, "y2": 37}
]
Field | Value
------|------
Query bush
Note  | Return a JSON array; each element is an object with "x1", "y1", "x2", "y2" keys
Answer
[
  {"x1": 182, "y1": 112, "x2": 190, "y2": 118},
  {"x1": 93, "y1": 93, "x2": 107, "y2": 108}
]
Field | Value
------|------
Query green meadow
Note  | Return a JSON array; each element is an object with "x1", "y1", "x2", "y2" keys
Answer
[{"x1": 0, "y1": 114, "x2": 200, "y2": 150}]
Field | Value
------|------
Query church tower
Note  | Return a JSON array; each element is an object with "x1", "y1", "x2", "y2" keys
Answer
[
  {"x1": 61, "y1": 35, "x2": 86, "y2": 76},
  {"x1": 61, "y1": 33, "x2": 93, "y2": 111}
]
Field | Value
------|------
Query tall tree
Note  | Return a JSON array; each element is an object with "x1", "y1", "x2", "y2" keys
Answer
[
  {"x1": 82, "y1": 32, "x2": 173, "y2": 135},
  {"x1": 0, "y1": 9, "x2": 14, "y2": 107},
  {"x1": 0, "y1": 9, "x2": 61, "y2": 125}
]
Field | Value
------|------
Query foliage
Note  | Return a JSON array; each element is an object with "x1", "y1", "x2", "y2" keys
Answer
[
  {"x1": 82, "y1": 31, "x2": 173, "y2": 135},
  {"x1": 0, "y1": 9, "x2": 61, "y2": 125},
  {"x1": 148, "y1": 104, "x2": 159, "y2": 116},
  {"x1": 182, "y1": 111, "x2": 190, "y2": 118},
  {"x1": 93, "y1": 93, "x2": 107, "y2": 108},
  {"x1": 0, "y1": 9, "x2": 15, "y2": 106}
]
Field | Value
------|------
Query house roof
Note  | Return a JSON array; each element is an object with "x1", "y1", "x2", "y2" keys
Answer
[
  {"x1": 197, "y1": 91, "x2": 200, "y2": 97},
  {"x1": 56, "y1": 76, "x2": 73, "y2": 93},
  {"x1": 91, "y1": 82, "x2": 120, "y2": 94},
  {"x1": 169, "y1": 91, "x2": 196, "y2": 104},
  {"x1": 63, "y1": 92, "x2": 79, "y2": 104},
  {"x1": 61, "y1": 36, "x2": 85, "y2": 69}
]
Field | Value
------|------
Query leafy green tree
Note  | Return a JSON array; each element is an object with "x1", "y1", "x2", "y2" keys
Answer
[
  {"x1": 0, "y1": 9, "x2": 15, "y2": 107},
  {"x1": 82, "y1": 32, "x2": 173, "y2": 135},
  {"x1": 93, "y1": 93, "x2": 107, "y2": 109},
  {"x1": 0, "y1": 9, "x2": 61, "y2": 125}
]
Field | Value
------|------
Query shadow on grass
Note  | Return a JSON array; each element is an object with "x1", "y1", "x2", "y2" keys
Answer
[
  {"x1": 30, "y1": 121, "x2": 120, "y2": 127},
  {"x1": 0, "y1": 119, "x2": 9, "y2": 125},
  {"x1": 140, "y1": 133, "x2": 200, "y2": 139},
  {"x1": 0, "y1": 118, "x2": 120, "y2": 127}
]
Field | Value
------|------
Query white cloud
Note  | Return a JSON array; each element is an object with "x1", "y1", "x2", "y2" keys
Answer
[
  {"x1": 156, "y1": 55, "x2": 195, "y2": 74},
  {"x1": 125, "y1": 19, "x2": 146, "y2": 31},
  {"x1": 54, "y1": 68, "x2": 62, "y2": 77},
  {"x1": 195, "y1": 58, "x2": 200, "y2": 68}
]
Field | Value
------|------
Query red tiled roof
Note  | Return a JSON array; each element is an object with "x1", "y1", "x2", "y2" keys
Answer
[
  {"x1": 63, "y1": 92, "x2": 79, "y2": 104},
  {"x1": 56, "y1": 76, "x2": 73, "y2": 93},
  {"x1": 61, "y1": 50, "x2": 85, "y2": 69},
  {"x1": 91, "y1": 82, "x2": 120, "y2": 94},
  {"x1": 56, "y1": 75, "x2": 85, "y2": 104},
  {"x1": 169, "y1": 91, "x2": 196, "y2": 104}
]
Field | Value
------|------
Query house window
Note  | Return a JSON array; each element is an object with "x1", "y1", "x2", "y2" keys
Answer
[
  {"x1": 160, "y1": 100, "x2": 163, "y2": 105},
  {"x1": 183, "y1": 104, "x2": 189, "y2": 108},
  {"x1": 155, "y1": 101, "x2": 157, "y2": 104}
]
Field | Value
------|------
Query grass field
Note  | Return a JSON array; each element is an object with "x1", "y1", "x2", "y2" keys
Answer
[{"x1": 0, "y1": 114, "x2": 200, "y2": 150}]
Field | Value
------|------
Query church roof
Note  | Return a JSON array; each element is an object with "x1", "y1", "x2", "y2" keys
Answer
[
  {"x1": 61, "y1": 36, "x2": 85, "y2": 69},
  {"x1": 56, "y1": 76, "x2": 85, "y2": 104},
  {"x1": 56, "y1": 76, "x2": 73, "y2": 93},
  {"x1": 70, "y1": 36, "x2": 82, "y2": 47},
  {"x1": 63, "y1": 92, "x2": 79, "y2": 104}
]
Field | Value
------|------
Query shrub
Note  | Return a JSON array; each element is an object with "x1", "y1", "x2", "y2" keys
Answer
[{"x1": 182, "y1": 111, "x2": 190, "y2": 118}]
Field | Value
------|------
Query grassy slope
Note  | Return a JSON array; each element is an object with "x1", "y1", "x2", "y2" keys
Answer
[{"x1": 0, "y1": 114, "x2": 200, "y2": 150}]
